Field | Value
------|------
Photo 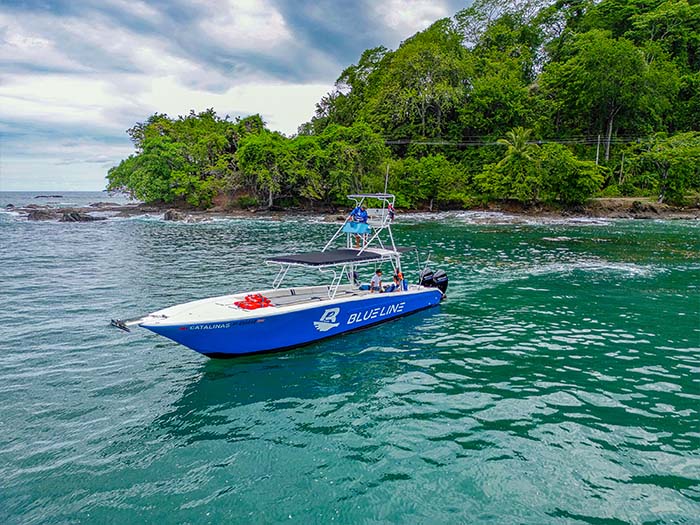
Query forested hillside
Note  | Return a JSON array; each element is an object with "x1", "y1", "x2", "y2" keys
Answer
[{"x1": 108, "y1": 0, "x2": 700, "y2": 209}]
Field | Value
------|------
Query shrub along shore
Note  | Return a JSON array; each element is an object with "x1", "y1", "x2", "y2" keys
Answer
[{"x1": 107, "y1": 0, "x2": 700, "y2": 211}]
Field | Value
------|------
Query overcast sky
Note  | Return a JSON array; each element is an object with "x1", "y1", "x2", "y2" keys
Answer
[{"x1": 0, "y1": 0, "x2": 468, "y2": 191}]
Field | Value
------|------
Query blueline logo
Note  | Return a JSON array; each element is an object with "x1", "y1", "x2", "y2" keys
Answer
[{"x1": 314, "y1": 308, "x2": 340, "y2": 332}]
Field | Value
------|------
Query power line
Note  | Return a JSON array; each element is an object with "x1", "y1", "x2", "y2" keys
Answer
[{"x1": 384, "y1": 136, "x2": 644, "y2": 147}]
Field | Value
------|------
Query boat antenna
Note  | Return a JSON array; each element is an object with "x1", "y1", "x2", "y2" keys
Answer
[{"x1": 384, "y1": 163, "x2": 390, "y2": 195}]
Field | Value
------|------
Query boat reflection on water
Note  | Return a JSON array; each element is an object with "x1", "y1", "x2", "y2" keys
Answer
[{"x1": 147, "y1": 308, "x2": 442, "y2": 444}]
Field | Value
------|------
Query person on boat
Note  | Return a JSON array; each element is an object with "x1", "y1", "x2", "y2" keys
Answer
[
  {"x1": 383, "y1": 273, "x2": 401, "y2": 293},
  {"x1": 370, "y1": 269, "x2": 382, "y2": 293},
  {"x1": 348, "y1": 204, "x2": 369, "y2": 248},
  {"x1": 393, "y1": 269, "x2": 404, "y2": 291},
  {"x1": 349, "y1": 204, "x2": 368, "y2": 223},
  {"x1": 388, "y1": 203, "x2": 395, "y2": 221}
]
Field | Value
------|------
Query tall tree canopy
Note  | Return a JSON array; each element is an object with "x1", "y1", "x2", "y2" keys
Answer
[{"x1": 109, "y1": 0, "x2": 700, "y2": 209}]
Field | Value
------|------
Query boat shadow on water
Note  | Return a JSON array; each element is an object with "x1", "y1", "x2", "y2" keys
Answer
[{"x1": 149, "y1": 308, "x2": 443, "y2": 443}]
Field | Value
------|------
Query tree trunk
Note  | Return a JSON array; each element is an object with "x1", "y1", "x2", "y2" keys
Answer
[
  {"x1": 605, "y1": 112, "x2": 614, "y2": 162},
  {"x1": 618, "y1": 153, "x2": 625, "y2": 185},
  {"x1": 268, "y1": 187, "x2": 273, "y2": 208},
  {"x1": 657, "y1": 166, "x2": 668, "y2": 203}
]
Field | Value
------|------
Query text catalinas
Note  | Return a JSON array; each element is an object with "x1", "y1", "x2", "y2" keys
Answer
[
  {"x1": 189, "y1": 323, "x2": 231, "y2": 330},
  {"x1": 347, "y1": 302, "x2": 405, "y2": 325}
]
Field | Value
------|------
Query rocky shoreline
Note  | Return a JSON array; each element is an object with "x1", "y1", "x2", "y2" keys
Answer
[{"x1": 4, "y1": 197, "x2": 699, "y2": 223}]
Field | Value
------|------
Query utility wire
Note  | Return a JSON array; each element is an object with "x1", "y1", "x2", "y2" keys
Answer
[{"x1": 384, "y1": 136, "x2": 643, "y2": 147}]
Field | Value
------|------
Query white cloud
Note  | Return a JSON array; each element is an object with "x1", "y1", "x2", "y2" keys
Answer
[
  {"x1": 0, "y1": 136, "x2": 134, "y2": 191},
  {"x1": 199, "y1": 0, "x2": 293, "y2": 52},
  {"x1": 101, "y1": 0, "x2": 162, "y2": 21},
  {"x1": 0, "y1": 0, "x2": 328, "y2": 190},
  {"x1": 0, "y1": 73, "x2": 125, "y2": 132},
  {"x1": 373, "y1": 0, "x2": 450, "y2": 34},
  {"x1": 136, "y1": 76, "x2": 330, "y2": 135},
  {"x1": 0, "y1": 13, "x2": 89, "y2": 72},
  {"x1": 0, "y1": 70, "x2": 329, "y2": 135}
]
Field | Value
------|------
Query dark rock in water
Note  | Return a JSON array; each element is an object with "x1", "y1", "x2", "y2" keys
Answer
[
  {"x1": 35, "y1": 195, "x2": 63, "y2": 198},
  {"x1": 163, "y1": 209, "x2": 185, "y2": 221},
  {"x1": 88, "y1": 202, "x2": 121, "y2": 208},
  {"x1": 60, "y1": 211, "x2": 107, "y2": 222},
  {"x1": 27, "y1": 209, "x2": 56, "y2": 221},
  {"x1": 5, "y1": 204, "x2": 14, "y2": 209}
]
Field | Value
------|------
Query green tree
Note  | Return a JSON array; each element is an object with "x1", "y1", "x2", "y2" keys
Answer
[
  {"x1": 365, "y1": 20, "x2": 470, "y2": 138},
  {"x1": 459, "y1": 52, "x2": 533, "y2": 138},
  {"x1": 108, "y1": 0, "x2": 697, "y2": 209},
  {"x1": 539, "y1": 143, "x2": 604, "y2": 204},
  {"x1": 236, "y1": 132, "x2": 295, "y2": 208},
  {"x1": 626, "y1": 0, "x2": 700, "y2": 72},
  {"x1": 497, "y1": 126, "x2": 537, "y2": 160},
  {"x1": 108, "y1": 110, "x2": 265, "y2": 208},
  {"x1": 540, "y1": 29, "x2": 678, "y2": 161},
  {"x1": 318, "y1": 123, "x2": 389, "y2": 196},
  {"x1": 629, "y1": 132, "x2": 700, "y2": 204},
  {"x1": 476, "y1": 127, "x2": 543, "y2": 202},
  {"x1": 108, "y1": 122, "x2": 188, "y2": 204},
  {"x1": 391, "y1": 155, "x2": 467, "y2": 209},
  {"x1": 476, "y1": 128, "x2": 604, "y2": 204},
  {"x1": 287, "y1": 134, "x2": 327, "y2": 203}
]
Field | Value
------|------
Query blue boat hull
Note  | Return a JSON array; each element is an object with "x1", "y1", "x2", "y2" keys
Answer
[{"x1": 143, "y1": 290, "x2": 443, "y2": 357}]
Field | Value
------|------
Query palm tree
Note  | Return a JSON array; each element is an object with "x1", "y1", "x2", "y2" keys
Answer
[
  {"x1": 496, "y1": 127, "x2": 537, "y2": 166},
  {"x1": 495, "y1": 127, "x2": 541, "y2": 203}
]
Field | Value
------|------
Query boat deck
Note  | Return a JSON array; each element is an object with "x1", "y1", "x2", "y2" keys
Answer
[
  {"x1": 143, "y1": 284, "x2": 412, "y2": 326},
  {"x1": 254, "y1": 285, "x2": 370, "y2": 307}
]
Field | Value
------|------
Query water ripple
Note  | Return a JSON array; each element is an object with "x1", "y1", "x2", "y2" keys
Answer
[{"x1": 1, "y1": 202, "x2": 698, "y2": 523}]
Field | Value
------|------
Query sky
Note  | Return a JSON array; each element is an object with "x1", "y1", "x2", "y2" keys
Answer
[{"x1": 0, "y1": 0, "x2": 468, "y2": 191}]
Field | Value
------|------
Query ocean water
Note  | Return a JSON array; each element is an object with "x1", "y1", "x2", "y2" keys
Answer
[
  {"x1": 0, "y1": 191, "x2": 136, "y2": 209},
  {"x1": 1, "y1": 192, "x2": 699, "y2": 524}
]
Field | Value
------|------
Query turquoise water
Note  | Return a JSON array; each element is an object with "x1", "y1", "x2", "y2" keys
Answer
[{"x1": 1, "y1": 194, "x2": 699, "y2": 524}]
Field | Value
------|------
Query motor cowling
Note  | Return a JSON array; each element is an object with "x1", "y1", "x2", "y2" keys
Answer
[
  {"x1": 432, "y1": 269, "x2": 448, "y2": 295},
  {"x1": 419, "y1": 268, "x2": 435, "y2": 287},
  {"x1": 419, "y1": 267, "x2": 448, "y2": 296}
]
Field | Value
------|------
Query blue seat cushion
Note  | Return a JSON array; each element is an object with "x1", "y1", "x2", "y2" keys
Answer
[{"x1": 342, "y1": 222, "x2": 371, "y2": 234}]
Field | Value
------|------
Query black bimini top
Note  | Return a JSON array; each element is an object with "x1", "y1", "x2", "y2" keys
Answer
[{"x1": 267, "y1": 249, "x2": 387, "y2": 266}]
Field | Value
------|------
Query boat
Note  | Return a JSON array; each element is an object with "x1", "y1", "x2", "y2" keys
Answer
[{"x1": 111, "y1": 194, "x2": 448, "y2": 358}]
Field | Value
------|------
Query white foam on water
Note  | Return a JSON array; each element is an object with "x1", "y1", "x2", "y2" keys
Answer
[
  {"x1": 397, "y1": 210, "x2": 613, "y2": 226},
  {"x1": 0, "y1": 210, "x2": 21, "y2": 219}
]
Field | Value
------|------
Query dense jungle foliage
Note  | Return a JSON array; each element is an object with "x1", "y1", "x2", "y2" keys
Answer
[{"x1": 107, "y1": 0, "x2": 700, "y2": 209}]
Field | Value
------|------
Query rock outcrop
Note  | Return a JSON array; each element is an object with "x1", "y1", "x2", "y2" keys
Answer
[
  {"x1": 163, "y1": 209, "x2": 186, "y2": 221},
  {"x1": 27, "y1": 209, "x2": 56, "y2": 221},
  {"x1": 60, "y1": 211, "x2": 107, "y2": 222}
]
